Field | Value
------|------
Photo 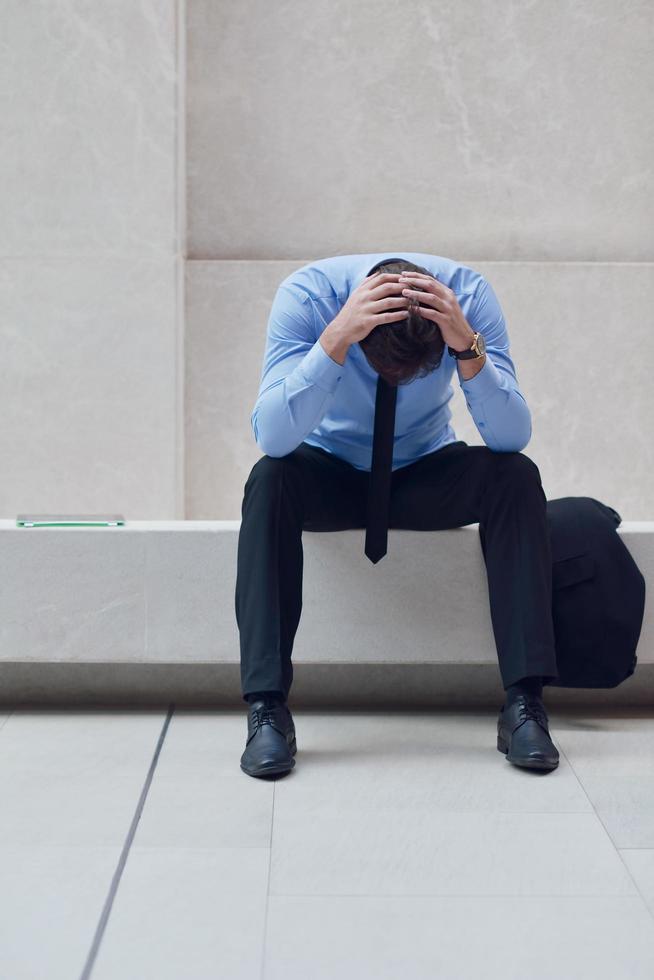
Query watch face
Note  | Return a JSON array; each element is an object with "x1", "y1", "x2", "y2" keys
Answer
[{"x1": 476, "y1": 333, "x2": 486, "y2": 355}]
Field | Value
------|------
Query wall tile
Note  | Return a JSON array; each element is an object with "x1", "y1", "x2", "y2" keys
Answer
[
  {"x1": 185, "y1": 260, "x2": 299, "y2": 517},
  {"x1": 1, "y1": 0, "x2": 177, "y2": 257},
  {"x1": 0, "y1": 257, "x2": 179, "y2": 517},
  {"x1": 187, "y1": 0, "x2": 654, "y2": 260}
]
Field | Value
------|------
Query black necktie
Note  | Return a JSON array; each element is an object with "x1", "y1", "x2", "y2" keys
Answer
[{"x1": 365, "y1": 375, "x2": 398, "y2": 563}]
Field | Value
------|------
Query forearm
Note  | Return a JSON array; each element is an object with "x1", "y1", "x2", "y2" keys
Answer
[
  {"x1": 459, "y1": 356, "x2": 531, "y2": 452},
  {"x1": 318, "y1": 318, "x2": 352, "y2": 366},
  {"x1": 456, "y1": 353, "x2": 486, "y2": 382}
]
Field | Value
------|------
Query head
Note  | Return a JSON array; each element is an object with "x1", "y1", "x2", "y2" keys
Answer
[{"x1": 358, "y1": 258, "x2": 445, "y2": 385}]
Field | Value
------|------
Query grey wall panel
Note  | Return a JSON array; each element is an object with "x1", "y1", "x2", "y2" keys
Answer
[
  {"x1": 185, "y1": 260, "x2": 302, "y2": 517},
  {"x1": 187, "y1": 0, "x2": 654, "y2": 261},
  {"x1": 0, "y1": 1, "x2": 182, "y2": 518},
  {"x1": 1, "y1": 0, "x2": 177, "y2": 257},
  {"x1": 0, "y1": 257, "x2": 179, "y2": 518}
]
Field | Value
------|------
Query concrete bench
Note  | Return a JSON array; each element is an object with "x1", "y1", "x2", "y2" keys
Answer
[{"x1": 1, "y1": 520, "x2": 652, "y2": 707}]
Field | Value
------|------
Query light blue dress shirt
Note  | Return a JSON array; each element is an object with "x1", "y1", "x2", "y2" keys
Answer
[{"x1": 251, "y1": 252, "x2": 531, "y2": 472}]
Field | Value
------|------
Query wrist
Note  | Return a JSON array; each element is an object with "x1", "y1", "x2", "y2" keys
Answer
[
  {"x1": 448, "y1": 325, "x2": 476, "y2": 353},
  {"x1": 320, "y1": 318, "x2": 352, "y2": 366},
  {"x1": 457, "y1": 353, "x2": 486, "y2": 380}
]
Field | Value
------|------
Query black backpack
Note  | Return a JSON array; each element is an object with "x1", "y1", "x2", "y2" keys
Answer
[{"x1": 546, "y1": 496, "x2": 646, "y2": 688}]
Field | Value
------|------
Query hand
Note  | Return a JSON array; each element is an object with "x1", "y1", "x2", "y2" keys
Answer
[
  {"x1": 330, "y1": 272, "x2": 411, "y2": 344},
  {"x1": 397, "y1": 271, "x2": 476, "y2": 352}
]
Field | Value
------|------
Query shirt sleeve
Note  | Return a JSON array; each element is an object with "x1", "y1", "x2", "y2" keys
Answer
[
  {"x1": 458, "y1": 277, "x2": 532, "y2": 452},
  {"x1": 250, "y1": 283, "x2": 345, "y2": 457}
]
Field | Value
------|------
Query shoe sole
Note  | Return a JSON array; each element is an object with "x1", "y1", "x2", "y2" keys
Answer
[
  {"x1": 240, "y1": 737, "x2": 297, "y2": 779},
  {"x1": 497, "y1": 734, "x2": 559, "y2": 770}
]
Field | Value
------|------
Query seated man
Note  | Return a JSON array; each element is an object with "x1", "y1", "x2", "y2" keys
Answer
[{"x1": 235, "y1": 252, "x2": 560, "y2": 778}]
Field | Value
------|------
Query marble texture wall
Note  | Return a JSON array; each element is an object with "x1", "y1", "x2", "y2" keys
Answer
[
  {"x1": 3, "y1": 1, "x2": 652, "y2": 522},
  {"x1": 1, "y1": 1, "x2": 183, "y2": 519},
  {"x1": 187, "y1": 0, "x2": 654, "y2": 261},
  {"x1": 185, "y1": 0, "x2": 653, "y2": 520}
]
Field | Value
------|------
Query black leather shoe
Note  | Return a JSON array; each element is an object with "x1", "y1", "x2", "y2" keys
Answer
[
  {"x1": 497, "y1": 694, "x2": 559, "y2": 771},
  {"x1": 240, "y1": 698, "x2": 297, "y2": 778}
]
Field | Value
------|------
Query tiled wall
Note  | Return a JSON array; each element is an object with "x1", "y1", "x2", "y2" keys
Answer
[
  {"x1": 187, "y1": 1, "x2": 653, "y2": 263},
  {"x1": 3, "y1": 2, "x2": 653, "y2": 521},
  {"x1": 186, "y1": 0, "x2": 654, "y2": 519},
  {"x1": 1, "y1": 1, "x2": 183, "y2": 519}
]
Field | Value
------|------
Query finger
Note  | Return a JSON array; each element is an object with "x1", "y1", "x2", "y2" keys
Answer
[
  {"x1": 368, "y1": 280, "x2": 411, "y2": 299},
  {"x1": 400, "y1": 286, "x2": 434, "y2": 297},
  {"x1": 371, "y1": 295, "x2": 412, "y2": 311},
  {"x1": 364, "y1": 272, "x2": 404, "y2": 283},
  {"x1": 398, "y1": 272, "x2": 447, "y2": 293},
  {"x1": 369, "y1": 277, "x2": 407, "y2": 289},
  {"x1": 373, "y1": 310, "x2": 410, "y2": 323},
  {"x1": 398, "y1": 275, "x2": 441, "y2": 294},
  {"x1": 400, "y1": 287, "x2": 447, "y2": 310},
  {"x1": 416, "y1": 305, "x2": 445, "y2": 323}
]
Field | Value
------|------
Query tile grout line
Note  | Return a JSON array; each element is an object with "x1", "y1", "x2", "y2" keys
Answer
[
  {"x1": 555, "y1": 739, "x2": 654, "y2": 926},
  {"x1": 251, "y1": 892, "x2": 648, "y2": 899},
  {"x1": 78, "y1": 703, "x2": 176, "y2": 980},
  {"x1": 259, "y1": 782, "x2": 276, "y2": 980},
  {"x1": 0, "y1": 708, "x2": 16, "y2": 733}
]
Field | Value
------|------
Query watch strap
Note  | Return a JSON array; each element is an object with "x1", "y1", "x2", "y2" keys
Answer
[{"x1": 448, "y1": 332, "x2": 485, "y2": 360}]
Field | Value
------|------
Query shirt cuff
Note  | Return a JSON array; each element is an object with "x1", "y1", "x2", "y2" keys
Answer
[
  {"x1": 298, "y1": 336, "x2": 345, "y2": 394},
  {"x1": 458, "y1": 354, "x2": 504, "y2": 402}
]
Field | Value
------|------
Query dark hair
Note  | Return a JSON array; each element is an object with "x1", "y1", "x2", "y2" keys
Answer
[{"x1": 358, "y1": 259, "x2": 445, "y2": 385}]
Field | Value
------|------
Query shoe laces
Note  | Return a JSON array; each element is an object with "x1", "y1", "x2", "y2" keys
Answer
[
  {"x1": 251, "y1": 702, "x2": 280, "y2": 728},
  {"x1": 517, "y1": 696, "x2": 548, "y2": 728}
]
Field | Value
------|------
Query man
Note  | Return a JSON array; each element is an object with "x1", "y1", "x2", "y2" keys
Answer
[{"x1": 235, "y1": 252, "x2": 560, "y2": 779}]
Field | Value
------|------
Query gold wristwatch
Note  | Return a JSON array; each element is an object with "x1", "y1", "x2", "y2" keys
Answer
[{"x1": 447, "y1": 332, "x2": 486, "y2": 360}]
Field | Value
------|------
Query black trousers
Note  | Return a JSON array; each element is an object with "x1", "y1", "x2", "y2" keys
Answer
[{"x1": 235, "y1": 439, "x2": 560, "y2": 701}]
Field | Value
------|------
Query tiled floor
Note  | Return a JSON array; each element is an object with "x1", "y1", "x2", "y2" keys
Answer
[{"x1": 1, "y1": 705, "x2": 654, "y2": 979}]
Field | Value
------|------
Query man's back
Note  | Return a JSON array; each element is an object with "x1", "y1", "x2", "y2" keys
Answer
[{"x1": 251, "y1": 252, "x2": 530, "y2": 470}]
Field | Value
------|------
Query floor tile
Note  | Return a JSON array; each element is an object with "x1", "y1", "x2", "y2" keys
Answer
[
  {"x1": 2, "y1": 707, "x2": 652, "y2": 979},
  {"x1": 92, "y1": 846, "x2": 269, "y2": 980},
  {"x1": 0, "y1": 708, "x2": 166, "y2": 845},
  {"x1": 273, "y1": 710, "x2": 592, "y2": 816},
  {"x1": 621, "y1": 849, "x2": 654, "y2": 919},
  {"x1": 554, "y1": 711, "x2": 654, "y2": 847},
  {"x1": 0, "y1": 844, "x2": 119, "y2": 980},
  {"x1": 264, "y1": 895, "x2": 654, "y2": 980},
  {"x1": 129, "y1": 710, "x2": 274, "y2": 848},
  {"x1": 270, "y1": 809, "x2": 636, "y2": 897}
]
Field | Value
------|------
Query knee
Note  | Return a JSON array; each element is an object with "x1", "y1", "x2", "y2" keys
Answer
[
  {"x1": 243, "y1": 453, "x2": 298, "y2": 494},
  {"x1": 486, "y1": 450, "x2": 543, "y2": 493}
]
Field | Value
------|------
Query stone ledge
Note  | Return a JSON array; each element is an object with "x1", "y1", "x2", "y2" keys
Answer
[{"x1": 1, "y1": 522, "x2": 652, "y2": 701}]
